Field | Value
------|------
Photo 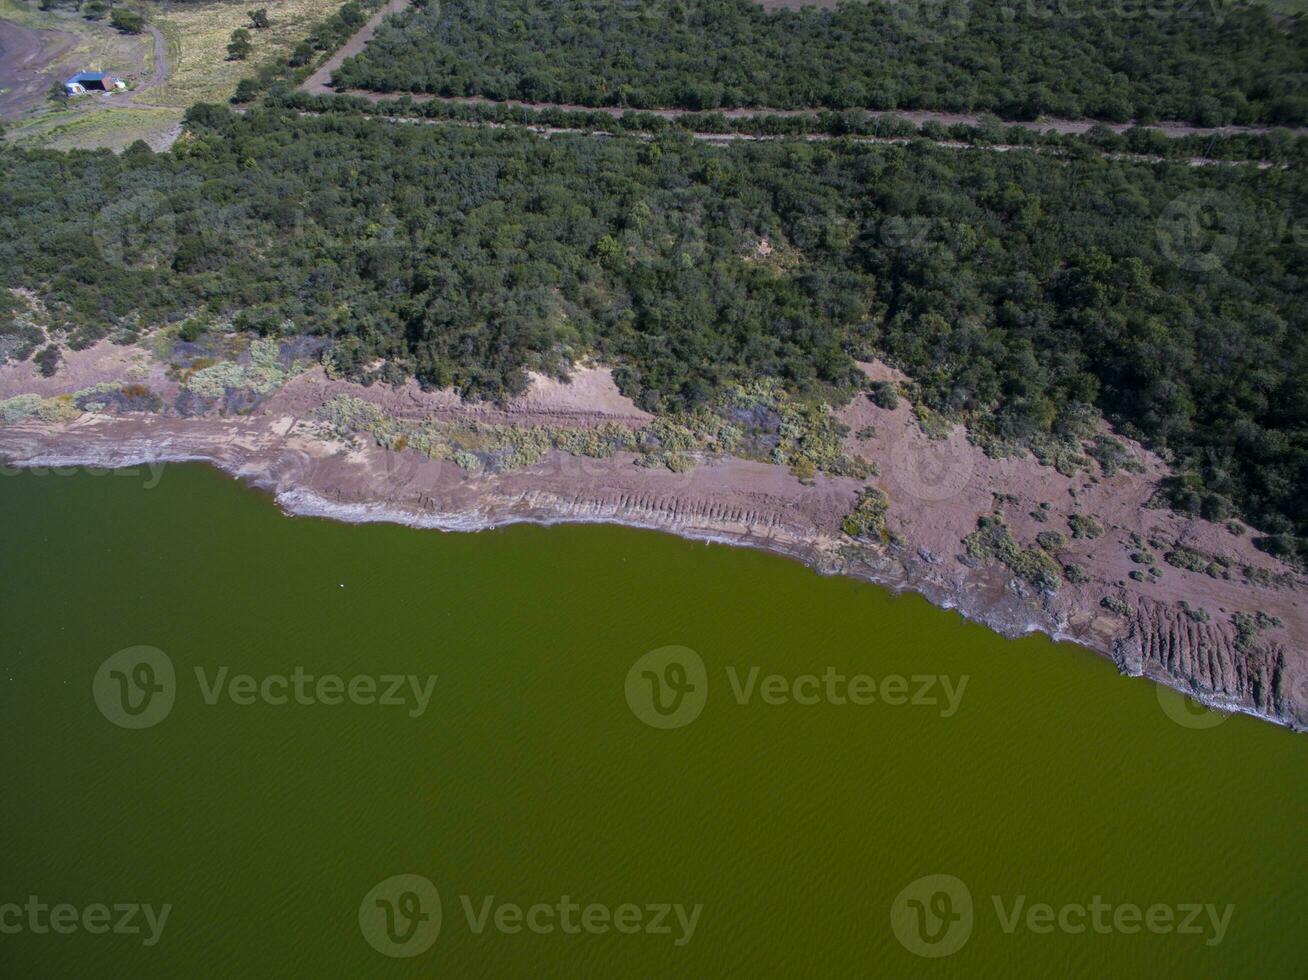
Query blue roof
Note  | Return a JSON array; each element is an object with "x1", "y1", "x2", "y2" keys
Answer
[{"x1": 66, "y1": 72, "x2": 107, "y2": 84}]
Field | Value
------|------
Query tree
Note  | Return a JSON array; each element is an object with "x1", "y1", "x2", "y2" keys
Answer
[
  {"x1": 34, "y1": 345, "x2": 61, "y2": 378},
  {"x1": 227, "y1": 28, "x2": 253, "y2": 60},
  {"x1": 248, "y1": 8, "x2": 270, "y2": 29},
  {"x1": 110, "y1": 8, "x2": 144, "y2": 33},
  {"x1": 288, "y1": 41, "x2": 314, "y2": 68}
]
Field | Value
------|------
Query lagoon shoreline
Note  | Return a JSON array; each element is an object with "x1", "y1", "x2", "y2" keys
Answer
[{"x1": 2, "y1": 394, "x2": 1304, "y2": 733}]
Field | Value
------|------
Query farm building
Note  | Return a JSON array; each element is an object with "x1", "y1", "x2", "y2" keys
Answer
[{"x1": 63, "y1": 72, "x2": 126, "y2": 96}]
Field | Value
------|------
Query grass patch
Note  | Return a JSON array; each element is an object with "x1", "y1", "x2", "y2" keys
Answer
[{"x1": 6, "y1": 105, "x2": 181, "y2": 151}]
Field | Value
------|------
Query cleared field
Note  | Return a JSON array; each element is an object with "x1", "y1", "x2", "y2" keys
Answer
[{"x1": 148, "y1": 0, "x2": 332, "y2": 108}]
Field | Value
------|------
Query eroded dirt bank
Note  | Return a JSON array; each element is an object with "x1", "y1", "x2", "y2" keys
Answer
[{"x1": 1, "y1": 343, "x2": 1304, "y2": 731}]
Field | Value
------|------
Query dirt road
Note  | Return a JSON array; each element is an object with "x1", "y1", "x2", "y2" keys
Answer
[{"x1": 301, "y1": 0, "x2": 411, "y2": 96}]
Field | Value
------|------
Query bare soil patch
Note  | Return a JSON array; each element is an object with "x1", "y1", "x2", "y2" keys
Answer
[{"x1": 0, "y1": 17, "x2": 78, "y2": 118}]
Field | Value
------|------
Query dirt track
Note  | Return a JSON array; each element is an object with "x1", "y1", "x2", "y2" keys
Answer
[
  {"x1": 130, "y1": 23, "x2": 171, "y2": 101},
  {"x1": 301, "y1": 0, "x2": 411, "y2": 96},
  {"x1": 309, "y1": 88, "x2": 1308, "y2": 141}
]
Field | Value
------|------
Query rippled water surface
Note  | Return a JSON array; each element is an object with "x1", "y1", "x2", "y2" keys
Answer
[{"x1": 1, "y1": 464, "x2": 1304, "y2": 976}]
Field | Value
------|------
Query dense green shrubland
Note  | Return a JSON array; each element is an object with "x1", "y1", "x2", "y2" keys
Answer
[
  {"x1": 0, "y1": 107, "x2": 1305, "y2": 555},
  {"x1": 332, "y1": 0, "x2": 1308, "y2": 126}
]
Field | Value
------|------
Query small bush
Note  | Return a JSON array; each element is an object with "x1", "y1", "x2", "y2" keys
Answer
[
  {"x1": 1068, "y1": 514, "x2": 1104, "y2": 540},
  {"x1": 1101, "y1": 595, "x2": 1130, "y2": 616},
  {"x1": 842, "y1": 487, "x2": 890, "y2": 543},
  {"x1": 1036, "y1": 531, "x2": 1066, "y2": 553},
  {"x1": 1063, "y1": 563, "x2": 1090, "y2": 585},
  {"x1": 34, "y1": 345, "x2": 60, "y2": 377},
  {"x1": 228, "y1": 28, "x2": 253, "y2": 60},
  {"x1": 868, "y1": 380, "x2": 899, "y2": 410}
]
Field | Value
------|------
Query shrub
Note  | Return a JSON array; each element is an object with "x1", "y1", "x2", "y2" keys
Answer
[
  {"x1": 1063, "y1": 563, "x2": 1090, "y2": 584},
  {"x1": 1086, "y1": 434, "x2": 1144, "y2": 476},
  {"x1": 964, "y1": 516, "x2": 1060, "y2": 591},
  {"x1": 842, "y1": 487, "x2": 890, "y2": 543},
  {"x1": 868, "y1": 380, "x2": 899, "y2": 410},
  {"x1": 110, "y1": 8, "x2": 144, "y2": 33},
  {"x1": 1036, "y1": 531, "x2": 1066, "y2": 553},
  {"x1": 34, "y1": 345, "x2": 60, "y2": 377},
  {"x1": 1068, "y1": 514, "x2": 1104, "y2": 540},
  {"x1": 228, "y1": 28, "x2": 253, "y2": 60},
  {"x1": 1101, "y1": 595, "x2": 1130, "y2": 616}
]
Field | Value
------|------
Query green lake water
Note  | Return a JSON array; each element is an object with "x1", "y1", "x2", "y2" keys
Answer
[{"x1": 0, "y1": 463, "x2": 1304, "y2": 977}]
